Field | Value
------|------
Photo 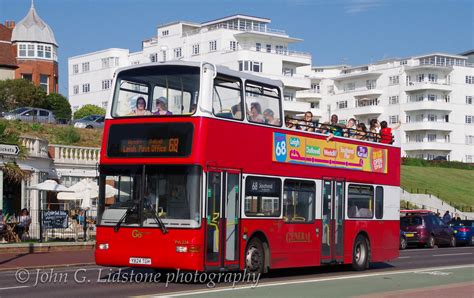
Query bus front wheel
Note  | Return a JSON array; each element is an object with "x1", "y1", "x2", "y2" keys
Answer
[
  {"x1": 245, "y1": 238, "x2": 264, "y2": 274},
  {"x1": 352, "y1": 235, "x2": 369, "y2": 271}
]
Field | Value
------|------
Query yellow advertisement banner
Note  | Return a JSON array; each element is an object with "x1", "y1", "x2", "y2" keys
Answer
[{"x1": 272, "y1": 132, "x2": 387, "y2": 173}]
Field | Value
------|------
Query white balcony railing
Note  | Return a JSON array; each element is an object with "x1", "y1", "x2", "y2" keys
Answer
[
  {"x1": 51, "y1": 144, "x2": 100, "y2": 166},
  {"x1": 224, "y1": 44, "x2": 312, "y2": 59},
  {"x1": 184, "y1": 23, "x2": 287, "y2": 37},
  {"x1": 21, "y1": 136, "x2": 49, "y2": 159}
]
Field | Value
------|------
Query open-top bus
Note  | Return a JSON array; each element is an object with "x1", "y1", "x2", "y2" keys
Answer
[{"x1": 96, "y1": 61, "x2": 400, "y2": 273}]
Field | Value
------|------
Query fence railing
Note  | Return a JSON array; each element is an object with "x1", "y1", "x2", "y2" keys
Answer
[
  {"x1": 50, "y1": 144, "x2": 100, "y2": 165},
  {"x1": 21, "y1": 136, "x2": 49, "y2": 158}
]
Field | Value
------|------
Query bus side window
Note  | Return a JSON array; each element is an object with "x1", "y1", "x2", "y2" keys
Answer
[
  {"x1": 212, "y1": 76, "x2": 243, "y2": 120},
  {"x1": 347, "y1": 184, "x2": 374, "y2": 219},
  {"x1": 245, "y1": 81, "x2": 281, "y2": 127},
  {"x1": 283, "y1": 180, "x2": 315, "y2": 223}
]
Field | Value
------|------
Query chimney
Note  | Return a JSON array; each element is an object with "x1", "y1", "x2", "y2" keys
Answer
[{"x1": 4, "y1": 21, "x2": 15, "y2": 29}]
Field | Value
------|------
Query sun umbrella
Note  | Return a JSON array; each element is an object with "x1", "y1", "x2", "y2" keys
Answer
[
  {"x1": 30, "y1": 180, "x2": 72, "y2": 192},
  {"x1": 57, "y1": 179, "x2": 125, "y2": 208}
]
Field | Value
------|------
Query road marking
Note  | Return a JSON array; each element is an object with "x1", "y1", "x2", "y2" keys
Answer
[
  {"x1": 398, "y1": 256, "x2": 411, "y2": 259},
  {"x1": 0, "y1": 286, "x2": 29, "y2": 291},
  {"x1": 151, "y1": 264, "x2": 474, "y2": 297},
  {"x1": 432, "y1": 253, "x2": 473, "y2": 257}
]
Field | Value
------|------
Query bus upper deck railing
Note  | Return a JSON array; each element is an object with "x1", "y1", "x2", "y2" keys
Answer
[{"x1": 284, "y1": 117, "x2": 395, "y2": 145}]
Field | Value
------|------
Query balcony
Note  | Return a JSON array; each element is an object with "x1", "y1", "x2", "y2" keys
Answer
[
  {"x1": 332, "y1": 71, "x2": 382, "y2": 81},
  {"x1": 283, "y1": 100, "x2": 311, "y2": 114},
  {"x1": 337, "y1": 86, "x2": 383, "y2": 98},
  {"x1": 405, "y1": 81, "x2": 452, "y2": 92},
  {"x1": 352, "y1": 105, "x2": 384, "y2": 116},
  {"x1": 402, "y1": 142, "x2": 452, "y2": 151},
  {"x1": 404, "y1": 101, "x2": 452, "y2": 112},
  {"x1": 224, "y1": 44, "x2": 311, "y2": 66},
  {"x1": 296, "y1": 89, "x2": 322, "y2": 100},
  {"x1": 21, "y1": 136, "x2": 49, "y2": 159},
  {"x1": 50, "y1": 144, "x2": 100, "y2": 166},
  {"x1": 403, "y1": 121, "x2": 455, "y2": 132},
  {"x1": 267, "y1": 73, "x2": 311, "y2": 90}
]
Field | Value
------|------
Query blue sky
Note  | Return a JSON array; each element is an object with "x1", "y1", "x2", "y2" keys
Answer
[{"x1": 1, "y1": 0, "x2": 473, "y2": 95}]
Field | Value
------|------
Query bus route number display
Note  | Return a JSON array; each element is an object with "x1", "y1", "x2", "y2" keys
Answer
[
  {"x1": 107, "y1": 123, "x2": 193, "y2": 157},
  {"x1": 120, "y1": 138, "x2": 180, "y2": 154}
]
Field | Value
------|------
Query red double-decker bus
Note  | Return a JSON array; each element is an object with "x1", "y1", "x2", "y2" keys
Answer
[{"x1": 95, "y1": 61, "x2": 400, "y2": 273}]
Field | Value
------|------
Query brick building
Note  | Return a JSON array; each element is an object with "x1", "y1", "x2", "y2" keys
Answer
[
  {"x1": 0, "y1": 22, "x2": 17, "y2": 80},
  {"x1": 5, "y1": 2, "x2": 59, "y2": 94}
]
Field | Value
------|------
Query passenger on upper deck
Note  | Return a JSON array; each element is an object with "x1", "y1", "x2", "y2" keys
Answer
[
  {"x1": 300, "y1": 111, "x2": 315, "y2": 132},
  {"x1": 368, "y1": 119, "x2": 381, "y2": 142},
  {"x1": 355, "y1": 123, "x2": 368, "y2": 140},
  {"x1": 231, "y1": 104, "x2": 242, "y2": 119},
  {"x1": 344, "y1": 118, "x2": 357, "y2": 138},
  {"x1": 153, "y1": 97, "x2": 173, "y2": 116},
  {"x1": 249, "y1": 102, "x2": 264, "y2": 123},
  {"x1": 328, "y1": 114, "x2": 345, "y2": 137},
  {"x1": 379, "y1": 120, "x2": 401, "y2": 144},
  {"x1": 129, "y1": 97, "x2": 151, "y2": 116},
  {"x1": 285, "y1": 115, "x2": 297, "y2": 129},
  {"x1": 263, "y1": 108, "x2": 280, "y2": 126}
]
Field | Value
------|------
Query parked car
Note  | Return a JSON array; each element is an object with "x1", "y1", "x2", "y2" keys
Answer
[
  {"x1": 3, "y1": 107, "x2": 56, "y2": 123},
  {"x1": 400, "y1": 230, "x2": 408, "y2": 250},
  {"x1": 73, "y1": 115, "x2": 105, "y2": 129},
  {"x1": 400, "y1": 210, "x2": 456, "y2": 248},
  {"x1": 448, "y1": 220, "x2": 474, "y2": 246}
]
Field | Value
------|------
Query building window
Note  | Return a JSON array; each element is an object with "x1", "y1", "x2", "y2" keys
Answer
[
  {"x1": 366, "y1": 79, "x2": 377, "y2": 89},
  {"x1": 72, "y1": 64, "x2": 79, "y2": 74},
  {"x1": 466, "y1": 96, "x2": 473, "y2": 105},
  {"x1": 82, "y1": 62, "x2": 90, "y2": 72},
  {"x1": 428, "y1": 73, "x2": 437, "y2": 82},
  {"x1": 102, "y1": 79, "x2": 112, "y2": 90},
  {"x1": 27, "y1": 44, "x2": 35, "y2": 57},
  {"x1": 427, "y1": 114, "x2": 437, "y2": 122},
  {"x1": 37, "y1": 45, "x2": 44, "y2": 57},
  {"x1": 428, "y1": 94, "x2": 436, "y2": 101},
  {"x1": 345, "y1": 82, "x2": 355, "y2": 91},
  {"x1": 192, "y1": 44, "x2": 200, "y2": 55},
  {"x1": 19, "y1": 44, "x2": 27, "y2": 56},
  {"x1": 389, "y1": 75, "x2": 399, "y2": 85},
  {"x1": 102, "y1": 57, "x2": 118, "y2": 68},
  {"x1": 209, "y1": 40, "x2": 217, "y2": 52},
  {"x1": 102, "y1": 101, "x2": 108, "y2": 109},
  {"x1": 73, "y1": 85, "x2": 79, "y2": 95},
  {"x1": 275, "y1": 45, "x2": 287, "y2": 54},
  {"x1": 466, "y1": 76, "x2": 474, "y2": 84},
  {"x1": 427, "y1": 134, "x2": 436, "y2": 142},
  {"x1": 174, "y1": 47, "x2": 182, "y2": 58},
  {"x1": 229, "y1": 41, "x2": 237, "y2": 51},
  {"x1": 45, "y1": 46, "x2": 52, "y2": 58},
  {"x1": 389, "y1": 115, "x2": 399, "y2": 124},
  {"x1": 256, "y1": 43, "x2": 261, "y2": 51},
  {"x1": 417, "y1": 74, "x2": 424, "y2": 82},
  {"x1": 162, "y1": 30, "x2": 169, "y2": 36},
  {"x1": 22, "y1": 74, "x2": 32, "y2": 81},
  {"x1": 466, "y1": 115, "x2": 474, "y2": 124},
  {"x1": 337, "y1": 101, "x2": 347, "y2": 109},
  {"x1": 40, "y1": 75, "x2": 49, "y2": 93},
  {"x1": 466, "y1": 155, "x2": 474, "y2": 163},
  {"x1": 149, "y1": 53, "x2": 157, "y2": 63},
  {"x1": 266, "y1": 44, "x2": 271, "y2": 53},
  {"x1": 114, "y1": 57, "x2": 119, "y2": 66},
  {"x1": 282, "y1": 68, "x2": 294, "y2": 76},
  {"x1": 161, "y1": 50, "x2": 167, "y2": 62},
  {"x1": 82, "y1": 83, "x2": 90, "y2": 93},
  {"x1": 238, "y1": 60, "x2": 262, "y2": 73},
  {"x1": 389, "y1": 96, "x2": 399, "y2": 104}
]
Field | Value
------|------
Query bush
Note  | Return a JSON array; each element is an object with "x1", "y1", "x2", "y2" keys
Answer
[
  {"x1": 0, "y1": 79, "x2": 46, "y2": 111},
  {"x1": 73, "y1": 104, "x2": 105, "y2": 120},
  {"x1": 43, "y1": 93, "x2": 72, "y2": 122},
  {"x1": 402, "y1": 157, "x2": 473, "y2": 170},
  {"x1": 55, "y1": 126, "x2": 81, "y2": 145}
]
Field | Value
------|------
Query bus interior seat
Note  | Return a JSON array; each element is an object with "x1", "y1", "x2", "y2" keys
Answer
[
  {"x1": 348, "y1": 205, "x2": 359, "y2": 217},
  {"x1": 358, "y1": 208, "x2": 372, "y2": 217}
]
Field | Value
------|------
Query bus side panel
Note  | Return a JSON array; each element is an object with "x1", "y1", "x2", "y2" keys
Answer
[
  {"x1": 95, "y1": 226, "x2": 205, "y2": 271},
  {"x1": 343, "y1": 220, "x2": 399, "y2": 264},
  {"x1": 239, "y1": 219, "x2": 321, "y2": 270}
]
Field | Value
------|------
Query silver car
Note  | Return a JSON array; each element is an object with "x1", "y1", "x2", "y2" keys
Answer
[
  {"x1": 3, "y1": 107, "x2": 56, "y2": 123},
  {"x1": 73, "y1": 115, "x2": 105, "y2": 129}
]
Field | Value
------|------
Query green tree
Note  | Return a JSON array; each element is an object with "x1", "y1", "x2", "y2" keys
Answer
[
  {"x1": 73, "y1": 104, "x2": 105, "y2": 120},
  {"x1": 43, "y1": 93, "x2": 72, "y2": 122},
  {"x1": 0, "y1": 120, "x2": 29, "y2": 183},
  {"x1": 0, "y1": 79, "x2": 46, "y2": 112}
]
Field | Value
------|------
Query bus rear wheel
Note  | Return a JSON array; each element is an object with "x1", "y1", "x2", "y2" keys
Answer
[
  {"x1": 352, "y1": 235, "x2": 369, "y2": 271},
  {"x1": 245, "y1": 238, "x2": 264, "y2": 274}
]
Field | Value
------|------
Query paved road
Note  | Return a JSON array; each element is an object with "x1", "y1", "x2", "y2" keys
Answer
[{"x1": 0, "y1": 246, "x2": 472, "y2": 297}]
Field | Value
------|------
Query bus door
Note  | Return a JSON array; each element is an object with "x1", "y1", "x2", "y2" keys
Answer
[
  {"x1": 205, "y1": 170, "x2": 241, "y2": 270},
  {"x1": 321, "y1": 179, "x2": 345, "y2": 264}
]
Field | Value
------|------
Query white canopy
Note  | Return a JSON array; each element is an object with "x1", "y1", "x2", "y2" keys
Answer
[
  {"x1": 57, "y1": 179, "x2": 123, "y2": 209},
  {"x1": 30, "y1": 180, "x2": 71, "y2": 192}
]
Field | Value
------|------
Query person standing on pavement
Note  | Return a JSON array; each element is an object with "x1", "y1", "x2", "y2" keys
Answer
[
  {"x1": 442, "y1": 210, "x2": 451, "y2": 223},
  {"x1": 0, "y1": 210, "x2": 6, "y2": 243}
]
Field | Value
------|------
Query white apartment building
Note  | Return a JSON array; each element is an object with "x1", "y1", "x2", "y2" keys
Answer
[
  {"x1": 68, "y1": 15, "x2": 312, "y2": 115},
  {"x1": 306, "y1": 53, "x2": 474, "y2": 162},
  {"x1": 68, "y1": 48, "x2": 129, "y2": 112}
]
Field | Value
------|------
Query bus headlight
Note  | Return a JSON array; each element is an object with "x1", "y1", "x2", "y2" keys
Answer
[{"x1": 99, "y1": 243, "x2": 109, "y2": 250}]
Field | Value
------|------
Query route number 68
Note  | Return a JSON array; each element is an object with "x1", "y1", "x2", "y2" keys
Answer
[{"x1": 275, "y1": 140, "x2": 287, "y2": 157}]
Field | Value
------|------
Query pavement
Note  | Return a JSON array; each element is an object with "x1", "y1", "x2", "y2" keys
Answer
[
  {"x1": 0, "y1": 250, "x2": 95, "y2": 271},
  {"x1": 0, "y1": 246, "x2": 471, "y2": 297}
]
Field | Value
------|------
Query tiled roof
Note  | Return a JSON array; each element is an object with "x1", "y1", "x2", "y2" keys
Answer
[{"x1": 0, "y1": 24, "x2": 12, "y2": 42}]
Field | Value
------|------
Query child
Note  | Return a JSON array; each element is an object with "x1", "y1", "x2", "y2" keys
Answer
[{"x1": 380, "y1": 121, "x2": 401, "y2": 144}]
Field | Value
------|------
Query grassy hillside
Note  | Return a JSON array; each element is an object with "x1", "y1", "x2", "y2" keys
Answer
[
  {"x1": 401, "y1": 165, "x2": 474, "y2": 208},
  {"x1": 1, "y1": 119, "x2": 102, "y2": 147}
]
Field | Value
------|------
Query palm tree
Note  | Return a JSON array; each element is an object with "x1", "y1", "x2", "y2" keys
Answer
[{"x1": 0, "y1": 120, "x2": 29, "y2": 183}]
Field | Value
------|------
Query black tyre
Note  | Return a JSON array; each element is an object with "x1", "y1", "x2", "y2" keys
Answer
[
  {"x1": 426, "y1": 235, "x2": 435, "y2": 248},
  {"x1": 400, "y1": 236, "x2": 407, "y2": 250},
  {"x1": 86, "y1": 125, "x2": 93, "y2": 129},
  {"x1": 449, "y1": 235, "x2": 456, "y2": 247},
  {"x1": 245, "y1": 238, "x2": 265, "y2": 274},
  {"x1": 352, "y1": 235, "x2": 369, "y2": 271}
]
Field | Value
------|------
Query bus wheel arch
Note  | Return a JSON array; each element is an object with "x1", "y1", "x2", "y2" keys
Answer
[
  {"x1": 246, "y1": 231, "x2": 270, "y2": 274},
  {"x1": 352, "y1": 231, "x2": 370, "y2": 271}
]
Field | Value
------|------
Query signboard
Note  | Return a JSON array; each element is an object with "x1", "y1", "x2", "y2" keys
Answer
[
  {"x1": 273, "y1": 133, "x2": 388, "y2": 173},
  {"x1": 245, "y1": 176, "x2": 281, "y2": 196},
  {"x1": 42, "y1": 210, "x2": 68, "y2": 229},
  {"x1": 107, "y1": 123, "x2": 193, "y2": 157},
  {"x1": 0, "y1": 144, "x2": 20, "y2": 156}
]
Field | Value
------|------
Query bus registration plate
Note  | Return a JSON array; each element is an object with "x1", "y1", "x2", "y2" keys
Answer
[{"x1": 129, "y1": 257, "x2": 151, "y2": 265}]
